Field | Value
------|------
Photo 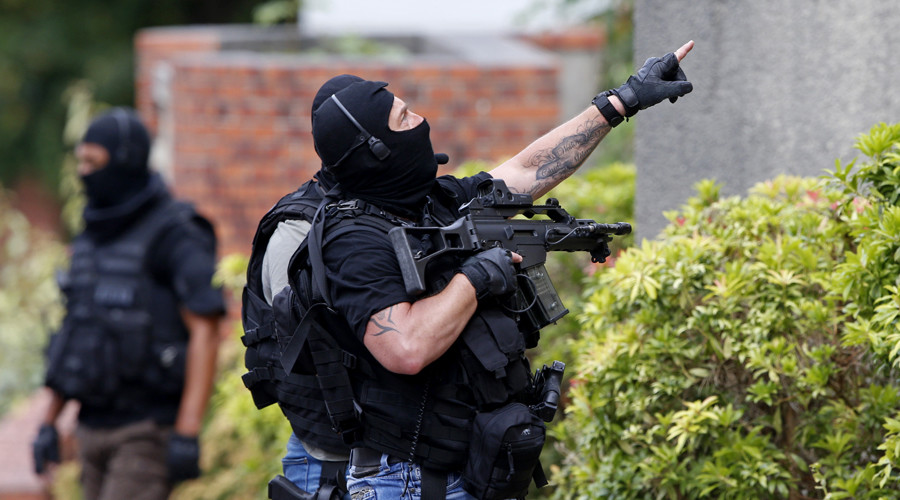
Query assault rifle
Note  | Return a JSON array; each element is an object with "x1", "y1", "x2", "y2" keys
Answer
[{"x1": 390, "y1": 178, "x2": 631, "y2": 336}]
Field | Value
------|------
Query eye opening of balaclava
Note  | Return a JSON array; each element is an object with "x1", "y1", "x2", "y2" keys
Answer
[
  {"x1": 80, "y1": 107, "x2": 152, "y2": 208},
  {"x1": 311, "y1": 78, "x2": 438, "y2": 218}
]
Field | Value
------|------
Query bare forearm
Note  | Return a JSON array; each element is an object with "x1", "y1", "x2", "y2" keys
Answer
[
  {"x1": 364, "y1": 274, "x2": 478, "y2": 375},
  {"x1": 175, "y1": 313, "x2": 220, "y2": 435},
  {"x1": 40, "y1": 388, "x2": 66, "y2": 426},
  {"x1": 490, "y1": 96, "x2": 626, "y2": 199}
]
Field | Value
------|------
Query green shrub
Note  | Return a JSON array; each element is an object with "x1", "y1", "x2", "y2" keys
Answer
[
  {"x1": 552, "y1": 123, "x2": 900, "y2": 499},
  {"x1": 0, "y1": 188, "x2": 66, "y2": 417}
]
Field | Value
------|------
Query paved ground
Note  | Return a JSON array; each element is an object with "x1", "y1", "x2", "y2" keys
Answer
[{"x1": 0, "y1": 391, "x2": 77, "y2": 500}]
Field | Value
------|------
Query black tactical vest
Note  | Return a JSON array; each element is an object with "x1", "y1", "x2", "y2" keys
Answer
[
  {"x1": 285, "y1": 186, "x2": 536, "y2": 472},
  {"x1": 240, "y1": 180, "x2": 352, "y2": 454},
  {"x1": 45, "y1": 199, "x2": 197, "y2": 414}
]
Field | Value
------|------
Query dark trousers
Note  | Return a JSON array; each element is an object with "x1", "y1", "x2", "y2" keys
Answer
[{"x1": 75, "y1": 419, "x2": 172, "y2": 500}]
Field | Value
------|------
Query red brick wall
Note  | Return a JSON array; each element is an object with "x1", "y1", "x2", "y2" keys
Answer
[
  {"x1": 135, "y1": 27, "x2": 221, "y2": 133},
  {"x1": 135, "y1": 26, "x2": 571, "y2": 260}
]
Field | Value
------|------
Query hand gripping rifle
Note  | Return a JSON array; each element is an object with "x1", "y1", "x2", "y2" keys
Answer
[{"x1": 390, "y1": 178, "x2": 631, "y2": 336}]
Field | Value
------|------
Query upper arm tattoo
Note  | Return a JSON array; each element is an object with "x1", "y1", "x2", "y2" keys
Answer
[
  {"x1": 522, "y1": 118, "x2": 609, "y2": 195},
  {"x1": 368, "y1": 306, "x2": 401, "y2": 337}
]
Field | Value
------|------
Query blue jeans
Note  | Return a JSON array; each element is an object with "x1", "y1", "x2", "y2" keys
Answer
[
  {"x1": 347, "y1": 454, "x2": 474, "y2": 500},
  {"x1": 283, "y1": 433, "x2": 351, "y2": 499}
]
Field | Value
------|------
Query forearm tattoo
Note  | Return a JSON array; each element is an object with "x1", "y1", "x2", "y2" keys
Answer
[
  {"x1": 369, "y1": 306, "x2": 401, "y2": 337},
  {"x1": 522, "y1": 118, "x2": 609, "y2": 195}
]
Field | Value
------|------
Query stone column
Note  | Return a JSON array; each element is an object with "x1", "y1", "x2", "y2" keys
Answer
[{"x1": 633, "y1": 0, "x2": 900, "y2": 239}]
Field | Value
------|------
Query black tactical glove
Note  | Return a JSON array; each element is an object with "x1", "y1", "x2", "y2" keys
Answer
[
  {"x1": 459, "y1": 247, "x2": 518, "y2": 299},
  {"x1": 167, "y1": 433, "x2": 201, "y2": 483},
  {"x1": 607, "y1": 52, "x2": 693, "y2": 117},
  {"x1": 33, "y1": 424, "x2": 61, "y2": 474}
]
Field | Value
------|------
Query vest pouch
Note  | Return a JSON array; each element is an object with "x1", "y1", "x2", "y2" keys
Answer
[
  {"x1": 45, "y1": 324, "x2": 120, "y2": 406},
  {"x1": 241, "y1": 286, "x2": 280, "y2": 409},
  {"x1": 460, "y1": 309, "x2": 530, "y2": 407},
  {"x1": 104, "y1": 308, "x2": 152, "y2": 380},
  {"x1": 142, "y1": 339, "x2": 187, "y2": 396},
  {"x1": 462, "y1": 402, "x2": 546, "y2": 500}
]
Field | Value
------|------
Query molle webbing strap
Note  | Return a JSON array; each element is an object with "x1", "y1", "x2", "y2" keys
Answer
[
  {"x1": 309, "y1": 332, "x2": 361, "y2": 440},
  {"x1": 308, "y1": 196, "x2": 411, "y2": 307},
  {"x1": 421, "y1": 467, "x2": 447, "y2": 500},
  {"x1": 280, "y1": 405, "x2": 343, "y2": 449},
  {"x1": 359, "y1": 411, "x2": 468, "y2": 470}
]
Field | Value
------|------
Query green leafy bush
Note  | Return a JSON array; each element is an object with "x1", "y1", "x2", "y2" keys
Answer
[
  {"x1": 0, "y1": 188, "x2": 66, "y2": 417},
  {"x1": 551, "y1": 123, "x2": 900, "y2": 499}
]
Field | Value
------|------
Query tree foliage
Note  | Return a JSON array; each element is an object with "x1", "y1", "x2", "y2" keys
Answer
[
  {"x1": 552, "y1": 123, "x2": 900, "y2": 499},
  {"x1": 0, "y1": 0, "x2": 265, "y2": 191}
]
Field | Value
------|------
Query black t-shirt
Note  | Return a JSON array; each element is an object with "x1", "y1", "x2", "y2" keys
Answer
[
  {"x1": 323, "y1": 172, "x2": 491, "y2": 341},
  {"x1": 150, "y1": 212, "x2": 227, "y2": 318}
]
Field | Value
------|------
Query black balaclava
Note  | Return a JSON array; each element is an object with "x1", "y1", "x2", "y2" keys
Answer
[
  {"x1": 311, "y1": 78, "x2": 438, "y2": 219},
  {"x1": 310, "y1": 75, "x2": 364, "y2": 192},
  {"x1": 80, "y1": 107, "x2": 152, "y2": 208}
]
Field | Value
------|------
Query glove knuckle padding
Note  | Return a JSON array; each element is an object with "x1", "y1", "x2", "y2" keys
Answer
[
  {"x1": 621, "y1": 52, "x2": 691, "y2": 111},
  {"x1": 461, "y1": 247, "x2": 518, "y2": 298}
]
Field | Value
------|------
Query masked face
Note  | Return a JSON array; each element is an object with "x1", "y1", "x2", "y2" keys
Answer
[
  {"x1": 77, "y1": 108, "x2": 151, "y2": 208},
  {"x1": 312, "y1": 80, "x2": 438, "y2": 217}
]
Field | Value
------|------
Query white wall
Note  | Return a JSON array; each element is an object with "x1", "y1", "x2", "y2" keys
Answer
[{"x1": 301, "y1": 0, "x2": 611, "y2": 34}]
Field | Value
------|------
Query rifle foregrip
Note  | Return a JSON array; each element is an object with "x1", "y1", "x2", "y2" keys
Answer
[
  {"x1": 590, "y1": 222, "x2": 632, "y2": 235},
  {"x1": 389, "y1": 227, "x2": 427, "y2": 296}
]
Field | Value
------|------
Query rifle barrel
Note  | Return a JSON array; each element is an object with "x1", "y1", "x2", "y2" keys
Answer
[{"x1": 584, "y1": 222, "x2": 632, "y2": 235}]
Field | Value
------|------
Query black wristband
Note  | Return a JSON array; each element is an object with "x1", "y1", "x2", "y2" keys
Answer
[{"x1": 592, "y1": 92, "x2": 624, "y2": 127}]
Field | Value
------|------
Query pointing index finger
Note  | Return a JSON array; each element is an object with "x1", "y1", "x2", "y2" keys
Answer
[{"x1": 674, "y1": 40, "x2": 694, "y2": 62}]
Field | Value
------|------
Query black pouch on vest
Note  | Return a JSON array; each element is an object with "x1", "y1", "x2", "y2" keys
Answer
[
  {"x1": 462, "y1": 402, "x2": 547, "y2": 500},
  {"x1": 45, "y1": 323, "x2": 120, "y2": 406},
  {"x1": 104, "y1": 308, "x2": 152, "y2": 381}
]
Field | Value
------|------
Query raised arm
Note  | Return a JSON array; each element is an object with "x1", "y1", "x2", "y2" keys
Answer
[{"x1": 490, "y1": 40, "x2": 695, "y2": 199}]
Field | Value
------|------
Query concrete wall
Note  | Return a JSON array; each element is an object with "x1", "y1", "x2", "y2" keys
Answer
[{"x1": 633, "y1": 0, "x2": 900, "y2": 239}]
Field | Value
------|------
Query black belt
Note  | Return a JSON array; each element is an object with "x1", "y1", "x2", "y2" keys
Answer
[{"x1": 349, "y1": 447, "x2": 404, "y2": 468}]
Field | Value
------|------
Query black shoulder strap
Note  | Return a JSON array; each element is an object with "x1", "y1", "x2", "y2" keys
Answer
[
  {"x1": 307, "y1": 200, "x2": 332, "y2": 306},
  {"x1": 305, "y1": 196, "x2": 405, "y2": 307}
]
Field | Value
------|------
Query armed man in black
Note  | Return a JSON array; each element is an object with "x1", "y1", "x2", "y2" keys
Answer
[
  {"x1": 32, "y1": 108, "x2": 225, "y2": 500},
  {"x1": 287, "y1": 41, "x2": 695, "y2": 499}
]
